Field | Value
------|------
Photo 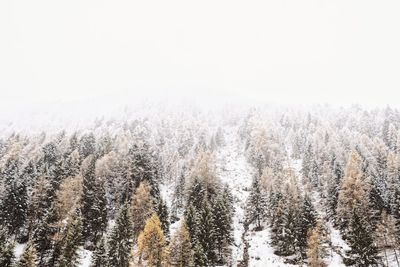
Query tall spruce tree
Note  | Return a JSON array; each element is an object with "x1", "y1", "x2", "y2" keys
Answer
[
  {"x1": 90, "y1": 235, "x2": 107, "y2": 267},
  {"x1": 0, "y1": 227, "x2": 14, "y2": 267},
  {"x1": 81, "y1": 155, "x2": 107, "y2": 248},
  {"x1": 245, "y1": 176, "x2": 267, "y2": 230},
  {"x1": 107, "y1": 203, "x2": 133, "y2": 267}
]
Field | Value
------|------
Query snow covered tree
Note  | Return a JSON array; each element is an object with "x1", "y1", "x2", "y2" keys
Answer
[
  {"x1": 375, "y1": 211, "x2": 400, "y2": 267},
  {"x1": 0, "y1": 227, "x2": 14, "y2": 267},
  {"x1": 55, "y1": 210, "x2": 83, "y2": 267},
  {"x1": 16, "y1": 244, "x2": 38, "y2": 267},
  {"x1": 156, "y1": 198, "x2": 170, "y2": 239},
  {"x1": 90, "y1": 236, "x2": 107, "y2": 267},
  {"x1": 306, "y1": 223, "x2": 327, "y2": 267},
  {"x1": 245, "y1": 176, "x2": 267, "y2": 230},
  {"x1": 79, "y1": 133, "x2": 96, "y2": 159},
  {"x1": 212, "y1": 188, "x2": 233, "y2": 264},
  {"x1": 296, "y1": 194, "x2": 317, "y2": 257},
  {"x1": 81, "y1": 155, "x2": 107, "y2": 248},
  {"x1": 336, "y1": 151, "x2": 371, "y2": 232},
  {"x1": 345, "y1": 211, "x2": 379, "y2": 266},
  {"x1": 138, "y1": 214, "x2": 167, "y2": 267},
  {"x1": 32, "y1": 202, "x2": 60, "y2": 267},
  {"x1": 168, "y1": 222, "x2": 194, "y2": 267},
  {"x1": 107, "y1": 203, "x2": 133, "y2": 267},
  {"x1": 0, "y1": 157, "x2": 28, "y2": 238}
]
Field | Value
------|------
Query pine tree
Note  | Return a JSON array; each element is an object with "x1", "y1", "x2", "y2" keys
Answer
[
  {"x1": 212, "y1": 192, "x2": 233, "y2": 264},
  {"x1": 168, "y1": 222, "x2": 194, "y2": 267},
  {"x1": 107, "y1": 203, "x2": 133, "y2": 267},
  {"x1": 32, "y1": 202, "x2": 60, "y2": 267},
  {"x1": 90, "y1": 235, "x2": 107, "y2": 267},
  {"x1": 0, "y1": 157, "x2": 28, "y2": 237},
  {"x1": 81, "y1": 155, "x2": 107, "y2": 248},
  {"x1": 17, "y1": 244, "x2": 38, "y2": 267},
  {"x1": 296, "y1": 195, "x2": 317, "y2": 257},
  {"x1": 375, "y1": 211, "x2": 400, "y2": 267},
  {"x1": 131, "y1": 181, "x2": 156, "y2": 238},
  {"x1": 0, "y1": 227, "x2": 14, "y2": 267},
  {"x1": 197, "y1": 197, "x2": 217, "y2": 265},
  {"x1": 55, "y1": 210, "x2": 83, "y2": 267},
  {"x1": 156, "y1": 198, "x2": 170, "y2": 239},
  {"x1": 345, "y1": 212, "x2": 379, "y2": 266},
  {"x1": 138, "y1": 214, "x2": 167, "y2": 267},
  {"x1": 245, "y1": 176, "x2": 267, "y2": 230}
]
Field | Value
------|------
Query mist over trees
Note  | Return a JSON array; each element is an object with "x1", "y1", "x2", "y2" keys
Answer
[{"x1": 1, "y1": 105, "x2": 400, "y2": 266}]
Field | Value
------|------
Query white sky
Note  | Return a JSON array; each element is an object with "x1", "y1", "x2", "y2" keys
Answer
[{"x1": 1, "y1": 0, "x2": 400, "y2": 111}]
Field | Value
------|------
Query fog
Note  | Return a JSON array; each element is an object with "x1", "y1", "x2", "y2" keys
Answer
[{"x1": 1, "y1": 0, "x2": 400, "y2": 115}]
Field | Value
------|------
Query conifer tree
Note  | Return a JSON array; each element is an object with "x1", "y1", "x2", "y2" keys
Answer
[
  {"x1": 131, "y1": 181, "x2": 156, "y2": 238},
  {"x1": 296, "y1": 195, "x2": 317, "y2": 257},
  {"x1": 306, "y1": 223, "x2": 327, "y2": 267},
  {"x1": 0, "y1": 157, "x2": 27, "y2": 237},
  {"x1": 138, "y1": 214, "x2": 167, "y2": 267},
  {"x1": 245, "y1": 176, "x2": 267, "y2": 230},
  {"x1": 81, "y1": 155, "x2": 107, "y2": 248},
  {"x1": 32, "y1": 202, "x2": 60, "y2": 267},
  {"x1": 90, "y1": 235, "x2": 107, "y2": 267},
  {"x1": 197, "y1": 197, "x2": 217, "y2": 265},
  {"x1": 17, "y1": 244, "x2": 38, "y2": 267},
  {"x1": 156, "y1": 198, "x2": 170, "y2": 239},
  {"x1": 212, "y1": 192, "x2": 233, "y2": 264},
  {"x1": 336, "y1": 151, "x2": 371, "y2": 233},
  {"x1": 0, "y1": 227, "x2": 14, "y2": 267},
  {"x1": 107, "y1": 203, "x2": 133, "y2": 267},
  {"x1": 55, "y1": 210, "x2": 83, "y2": 267},
  {"x1": 375, "y1": 211, "x2": 400, "y2": 267},
  {"x1": 345, "y1": 212, "x2": 379, "y2": 266},
  {"x1": 168, "y1": 222, "x2": 194, "y2": 267}
]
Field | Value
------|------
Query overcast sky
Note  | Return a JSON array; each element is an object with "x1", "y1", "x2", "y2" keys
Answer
[{"x1": 1, "y1": 0, "x2": 400, "y2": 111}]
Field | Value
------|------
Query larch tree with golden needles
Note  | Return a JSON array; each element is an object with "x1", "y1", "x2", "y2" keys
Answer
[
  {"x1": 306, "y1": 222, "x2": 327, "y2": 267},
  {"x1": 138, "y1": 214, "x2": 167, "y2": 267},
  {"x1": 131, "y1": 181, "x2": 156, "y2": 239},
  {"x1": 336, "y1": 151, "x2": 371, "y2": 232}
]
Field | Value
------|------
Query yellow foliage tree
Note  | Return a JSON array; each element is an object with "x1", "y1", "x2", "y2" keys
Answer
[
  {"x1": 306, "y1": 223, "x2": 327, "y2": 267},
  {"x1": 137, "y1": 214, "x2": 167, "y2": 267}
]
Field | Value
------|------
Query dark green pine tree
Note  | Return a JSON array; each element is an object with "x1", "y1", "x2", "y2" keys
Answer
[
  {"x1": 212, "y1": 193, "x2": 233, "y2": 264},
  {"x1": 107, "y1": 203, "x2": 133, "y2": 267},
  {"x1": 79, "y1": 133, "x2": 96, "y2": 159},
  {"x1": 192, "y1": 242, "x2": 207, "y2": 267},
  {"x1": 0, "y1": 157, "x2": 28, "y2": 238},
  {"x1": 0, "y1": 227, "x2": 14, "y2": 267},
  {"x1": 55, "y1": 210, "x2": 83, "y2": 267},
  {"x1": 245, "y1": 176, "x2": 267, "y2": 230},
  {"x1": 32, "y1": 202, "x2": 60, "y2": 267},
  {"x1": 296, "y1": 195, "x2": 317, "y2": 258},
  {"x1": 345, "y1": 212, "x2": 379, "y2": 267},
  {"x1": 90, "y1": 236, "x2": 107, "y2": 267},
  {"x1": 128, "y1": 143, "x2": 161, "y2": 201},
  {"x1": 81, "y1": 155, "x2": 107, "y2": 248},
  {"x1": 157, "y1": 198, "x2": 170, "y2": 239},
  {"x1": 197, "y1": 197, "x2": 217, "y2": 265}
]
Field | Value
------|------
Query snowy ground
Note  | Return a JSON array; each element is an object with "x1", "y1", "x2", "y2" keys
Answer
[
  {"x1": 216, "y1": 126, "x2": 253, "y2": 265},
  {"x1": 216, "y1": 127, "x2": 296, "y2": 267}
]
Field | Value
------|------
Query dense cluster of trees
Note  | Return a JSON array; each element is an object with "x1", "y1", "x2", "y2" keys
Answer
[
  {"x1": 1, "y1": 105, "x2": 400, "y2": 266},
  {"x1": 0, "y1": 113, "x2": 232, "y2": 266},
  {"x1": 240, "y1": 106, "x2": 400, "y2": 266}
]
